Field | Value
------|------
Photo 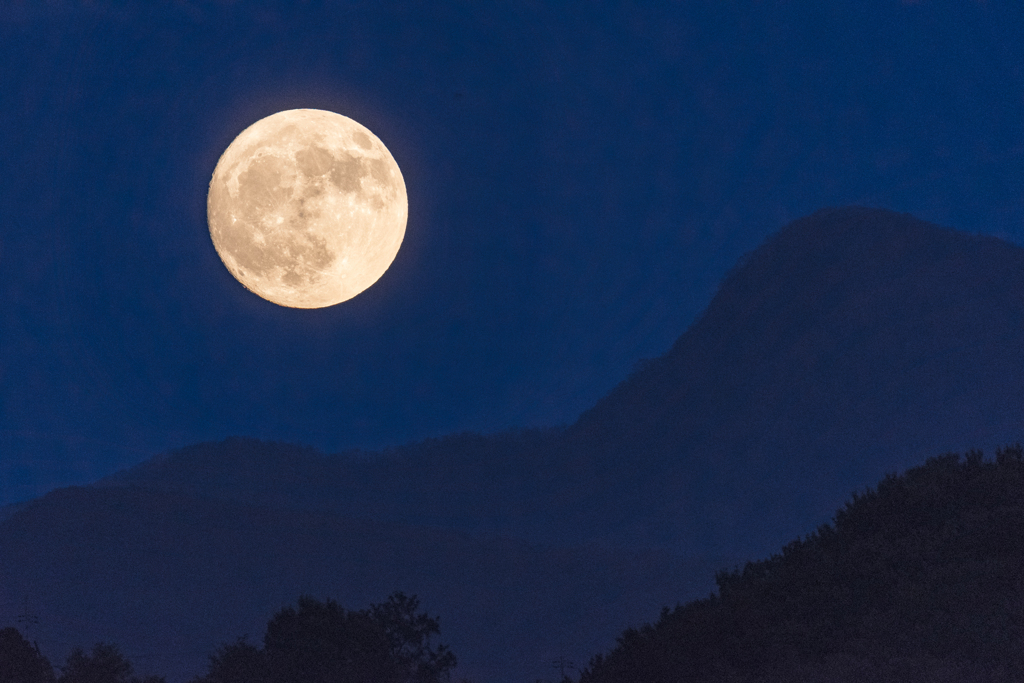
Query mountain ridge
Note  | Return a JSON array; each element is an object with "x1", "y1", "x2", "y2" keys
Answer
[{"x1": 95, "y1": 206, "x2": 1024, "y2": 560}]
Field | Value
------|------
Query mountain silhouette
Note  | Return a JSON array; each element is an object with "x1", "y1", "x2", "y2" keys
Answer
[
  {"x1": 6, "y1": 205, "x2": 1024, "y2": 682},
  {"x1": 97, "y1": 206, "x2": 1024, "y2": 560},
  {"x1": 564, "y1": 205, "x2": 1024, "y2": 556}
]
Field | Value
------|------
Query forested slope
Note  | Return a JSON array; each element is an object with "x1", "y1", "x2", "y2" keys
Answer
[{"x1": 581, "y1": 445, "x2": 1024, "y2": 683}]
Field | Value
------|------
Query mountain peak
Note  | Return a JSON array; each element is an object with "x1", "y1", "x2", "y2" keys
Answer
[
  {"x1": 568, "y1": 206, "x2": 1024, "y2": 553},
  {"x1": 678, "y1": 205, "x2": 1007, "y2": 363},
  {"x1": 719, "y1": 205, "x2": 996, "y2": 303}
]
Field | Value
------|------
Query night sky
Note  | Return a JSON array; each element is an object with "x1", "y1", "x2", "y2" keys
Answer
[{"x1": 2, "y1": 0, "x2": 1024, "y2": 507}]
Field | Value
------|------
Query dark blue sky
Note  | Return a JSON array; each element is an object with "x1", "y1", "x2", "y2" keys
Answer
[{"x1": 2, "y1": 0, "x2": 1023, "y2": 506}]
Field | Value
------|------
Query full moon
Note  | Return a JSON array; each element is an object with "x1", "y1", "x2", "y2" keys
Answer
[{"x1": 207, "y1": 109, "x2": 407, "y2": 308}]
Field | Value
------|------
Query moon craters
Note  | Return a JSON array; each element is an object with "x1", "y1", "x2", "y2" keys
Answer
[
  {"x1": 207, "y1": 108, "x2": 407, "y2": 308},
  {"x1": 296, "y1": 144, "x2": 334, "y2": 177}
]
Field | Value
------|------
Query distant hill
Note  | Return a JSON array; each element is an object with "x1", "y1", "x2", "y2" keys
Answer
[
  {"x1": 98, "y1": 206, "x2": 1024, "y2": 560},
  {"x1": 0, "y1": 485, "x2": 715, "y2": 683},
  {"x1": 578, "y1": 445, "x2": 1024, "y2": 682}
]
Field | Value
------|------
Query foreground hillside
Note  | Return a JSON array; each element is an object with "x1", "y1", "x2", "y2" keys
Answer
[
  {"x1": 580, "y1": 445, "x2": 1024, "y2": 683},
  {"x1": 98, "y1": 207, "x2": 1024, "y2": 561}
]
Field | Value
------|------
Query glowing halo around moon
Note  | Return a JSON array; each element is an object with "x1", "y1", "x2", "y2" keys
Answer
[{"x1": 207, "y1": 109, "x2": 408, "y2": 308}]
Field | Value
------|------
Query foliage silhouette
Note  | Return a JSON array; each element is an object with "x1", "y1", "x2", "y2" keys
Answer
[
  {"x1": 57, "y1": 642, "x2": 165, "y2": 683},
  {"x1": 0, "y1": 626, "x2": 54, "y2": 683},
  {"x1": 191, "y1": 591, "x2": 460, "y2": 683},
  {"x1": 366, "y1": 591, "x2": 458, "y2": 683},
  {"x1": 579, "y1": 445, "x2": 1024, "y2": 683},
  {"x1": 191, "y1": 637, "x2": 267, "y2": 683}
]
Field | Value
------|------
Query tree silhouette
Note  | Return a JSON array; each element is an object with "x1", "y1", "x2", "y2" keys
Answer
[
  {"x1": 368, "y1": 592, "x2": 457, "y2": 683},
  {"x1": 57, "y1": 642, "x2": 165, "y2": 683},
  {"x1": 0, "y1": 626, "x2": 55, "y2": 683},
  {"x1": 264, "y1": 596, "x2": 396, "y2": 683},
  {"x1": 194, "y1": 637, "x2": 268, "y2": 683},
  {"x1": 192, "y1": 591, "x2": 460, "y2": 683}
]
